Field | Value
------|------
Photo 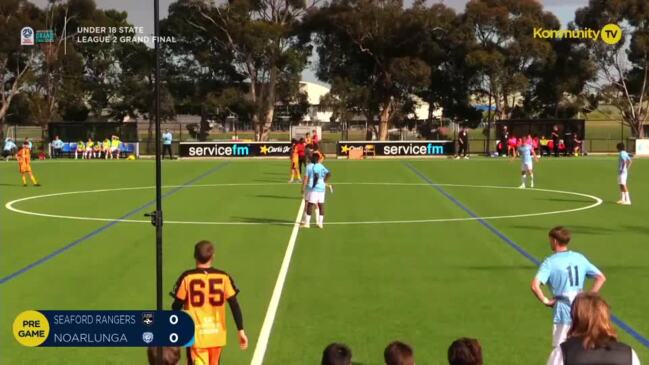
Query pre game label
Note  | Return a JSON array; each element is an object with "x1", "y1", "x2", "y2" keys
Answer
[{"x1": 13, "y1": 310, "x2": 194, "y2": 347}]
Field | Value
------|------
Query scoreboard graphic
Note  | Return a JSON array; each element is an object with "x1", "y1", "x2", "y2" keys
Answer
[{"x1": 13, "y1": 310, "x2": 195, "y2": 347}]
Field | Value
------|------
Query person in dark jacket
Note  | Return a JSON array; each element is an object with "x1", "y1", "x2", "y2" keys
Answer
[{"x1": 546, "y1": 292, "x2": 641, "y2": 365}]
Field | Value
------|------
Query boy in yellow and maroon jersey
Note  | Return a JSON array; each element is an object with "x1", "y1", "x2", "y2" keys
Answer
[{"x1": 171, "y1": 241, "x2": 248, "y2": 365}]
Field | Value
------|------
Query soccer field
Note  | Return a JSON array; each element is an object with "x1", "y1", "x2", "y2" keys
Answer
[{"x1": 1, "y1": 157, "x2": 648, "y2": 364}]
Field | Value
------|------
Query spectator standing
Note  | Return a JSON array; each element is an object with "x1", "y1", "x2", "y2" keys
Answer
[
  {"x1": 321, "y1": 343, "x2": 352, "y2": 365},
  {"x1": 499, "y1": 125, "x2": 510, "y2": 156},
  {"x1": 448, "y1": 338, "x2": 483, "y2": 365},
  {"x1": 551, "y1": 126, "x2": 561, "y2": 157},
  {"x1": 546, "y1": 293, "x2": 641, "y2": 365},
  {"x1": 162, "y1": 129, "x2": 173, "y2": 159},
  {"x1": 384, "y1": 341, "x2": 415, "y2": 365},
  {"x1": 457, "y1": 127, "x2": 469, "y2": 159},
  {"x1": 51, "y1": 136, "x2": 64, "y2": 159},
  {"x1": 3, "y1": 138, "x2": 17, "y2": 161}
]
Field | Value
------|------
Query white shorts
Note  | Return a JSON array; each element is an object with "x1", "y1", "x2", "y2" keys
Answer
[
  {"x1": 552, "y1": 324, "x2": 570, "y2": 347},
  {"x1": 110, "y1": 147, "x2": 118, "y2": 153},
  {"x1": 308, "y1": 191, "x2": 325, "y2": 204},
  {"x1": 304, "y1": 191, "x2": 311, "y2": 202},
  {"x1": 618, "y1": 172, "x2": 627, "y2": 185},
  {"x1": 521, "y1": 162, "x2": 533, "y2": 172}
]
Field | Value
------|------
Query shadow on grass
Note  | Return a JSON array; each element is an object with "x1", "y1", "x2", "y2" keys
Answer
[
  {"x1": 510, "y1": 225, "x2": 618, "y2": 235},
  {"x1": 254, "y1": 194, "x2": 300, "y2": 200},
  {"x1": 621, "y1": 225, "x2": 649, "y2": 236},
  {"x1": 230, "y1": 217, "x2": 294, "y2": 226},
  {"x1": 461, "y1": 265, "x2": 536, "y2": 271}
]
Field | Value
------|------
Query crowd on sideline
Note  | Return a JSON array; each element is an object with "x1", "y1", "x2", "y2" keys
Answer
[
  {"x1": 51, "y1": 135, "x2": 132, "y2": 159},
  {"x1": 496, "y1": 125, "x2": 585, "y2": 158}
]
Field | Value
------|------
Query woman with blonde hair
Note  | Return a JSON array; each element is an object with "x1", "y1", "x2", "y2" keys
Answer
[{"x1": 547, "y1": 292, "x2": 641, "y2": 365}]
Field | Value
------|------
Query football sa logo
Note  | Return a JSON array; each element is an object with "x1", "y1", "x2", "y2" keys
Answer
[
  {"x1": 142, "y1": 332, "x2": 154, "y2": 344},
  {"x1": 21, "y1": 27, "x2": 35, "y2": 46}
]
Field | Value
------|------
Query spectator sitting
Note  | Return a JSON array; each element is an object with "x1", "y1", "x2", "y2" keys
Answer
[
  {"x1": 321, "y1": 343, "x2": 352, "y2": 365},
  {"x1": 384, "y1": 341, "x2": 415, "y2": 365},
  {"x1": 546, "y1": 292, "x2": 641, "y2": 365},
  {"x1": 448, "y1": 337, "x2": 483, "y2": 365},
  {"x1": 147, "y1": 347, "x2": 180, "y2": 365},
  {"x1": 532, "y1": 135, "x2": 540, "y2": 155},
  {"x1": 540, "y1": 136, "x2": 550, "y2": 156}
]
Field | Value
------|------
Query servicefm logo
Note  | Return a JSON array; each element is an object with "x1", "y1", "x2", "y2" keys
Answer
[{"x1": 382, "y1": 143, "x2": 445, "y2": 155}]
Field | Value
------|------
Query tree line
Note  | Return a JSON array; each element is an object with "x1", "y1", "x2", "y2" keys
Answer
[{"x1": 1, "y1": 0, "x2": 648, "y2": 141}]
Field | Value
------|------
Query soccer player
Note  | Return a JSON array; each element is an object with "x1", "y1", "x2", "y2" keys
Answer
[
  {"x1": 616, "y1": 142, "x2": 632, "y2": 205},
  {"x1": 102, "y1": 138, "x2": 111, "y2": 159},
  {"x1": 110, "y1": 135, "x2": 121, "y2": 159},
  {"x1": 289, "y1": 139, "x2": 301, "y2": 183},
  {"x1": 16, "y1": 141, "x2": 40, "y2": 187},
  {"x1": 85, "y1": 138, "x2": 95, "y2": 159},
  {"x1": 312, "y1": 143, "x2": 325, "y2": 163},
  {"x1": 75, "y1": 140, "x2": 85, "y2": 159},
  {"x1": 531, "y1": 226, "x2": 606, "y2": 347},
  {"x1": 296, "y1": 138, "x2": 306, "y2": 175},
  {"x1": 301, "y1": 154, "x2": 331, "y2": 229},
  {"x1": 93, "y1": 141, "x2": 102, "y2": 158},
  {"x1": 170, "y1": 240, "x2": 248, "y2": 365},
  {"x1": 516, "y1": 137, "x2": 539, "y2": 189}
]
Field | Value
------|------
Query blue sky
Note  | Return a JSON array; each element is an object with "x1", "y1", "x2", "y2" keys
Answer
[{"x1": 32, "y1": 0, "x2": 589, "y2": 84}]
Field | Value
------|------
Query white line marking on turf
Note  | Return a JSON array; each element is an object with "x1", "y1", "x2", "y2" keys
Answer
[
  {"x1": 4, "y1": 183, "x2": 603, "y2": 225},
  {"x1": 250, "y1": 199, "x2": 305, "y2": 365}
]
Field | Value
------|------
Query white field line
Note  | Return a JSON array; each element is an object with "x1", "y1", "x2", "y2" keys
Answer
[
  {"x1": 4, "y1": 183, "x2": 603, "y2": 225},
  {"x1": 249, "y1": 199, "x2": 305, "y2": 365}
]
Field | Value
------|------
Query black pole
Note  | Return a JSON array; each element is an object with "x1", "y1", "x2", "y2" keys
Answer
[{"x1": 152, "y1": 0, "x2": 164, "y2": 363}]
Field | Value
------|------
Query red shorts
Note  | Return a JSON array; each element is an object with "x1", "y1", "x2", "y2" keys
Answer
[{"x1": 187, "y1": 346, "x2": 222, "y2": 365}]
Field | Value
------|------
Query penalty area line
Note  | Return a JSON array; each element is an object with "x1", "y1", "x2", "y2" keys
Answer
[{"x1": 250, "y1": 199, "x2": 306, "y2": 365}]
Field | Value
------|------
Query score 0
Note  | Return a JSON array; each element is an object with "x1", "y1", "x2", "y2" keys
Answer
[{"x1": 169, "y1": 313, "x2": 179, "y2": 344}]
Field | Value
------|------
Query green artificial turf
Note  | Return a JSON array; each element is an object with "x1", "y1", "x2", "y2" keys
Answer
[{"x1": 1, "y1": 157, "x2": 647, "y2": 364}]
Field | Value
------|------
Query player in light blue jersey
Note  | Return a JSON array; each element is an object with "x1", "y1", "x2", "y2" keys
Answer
[
  {"x1": 301, "y1": 154, "x2": 331, "y2": 229},
  {"x1": 531, "y1": 226, "x2": 606, "y2": 347},
  {"x1": 616, "y1": 143, "x2": 632, "y2": 205},
  {"x1": 515, "y1": 137, "x2": 539, "y2": 189}
]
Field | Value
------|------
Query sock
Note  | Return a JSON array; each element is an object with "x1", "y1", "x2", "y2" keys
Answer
[
  {"x1": 621, "y1": 192, "x2": 625, "y2": 201},
  {"x1": 624, "y1": 192, "x2": 630, "y2": 203},
  {"x1": 304, "y1": 214, "x2": 311, "y2": 225},
  {"x1": 530, "y1": 174, "x2": 534, "y2": 187},
  {"x1": 318, "y1": 215, "x2": 324, "y2": 225},
  {"x1": 297, "y1": 171, "x2": 301, "y2": 180},
  {"x1": 521, "y1": 175, "x2": 526, "y2": 185},
  {"x1": 30, "y1": 175, "x2": 38, "y2": 185},
  {"x1": 22, "y1": 176, "x2": 26, "y2": 185}
]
